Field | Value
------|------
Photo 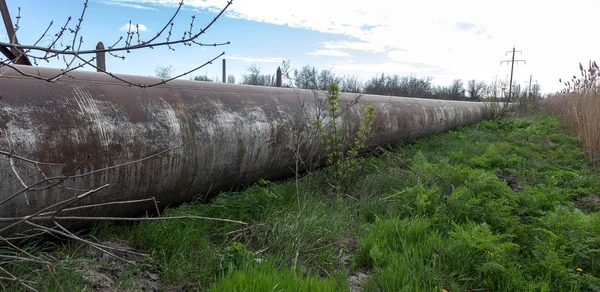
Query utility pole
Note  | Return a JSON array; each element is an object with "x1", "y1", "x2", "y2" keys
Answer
[
  {"x1": 276, "y1": 67, "x2": 282, "y2": 87},
  {"x1": 222, "y1": 59, "x2": 226, "y2": 83},
  {"x1": 96, "y1": 42, "x2": 106, "y2": 72},
  {"x1": 500, "y1": 47, "x2": 526, "y2": 101},
  {"x1": 528, "y1": 74, "x2": 532, "y2": 98}
]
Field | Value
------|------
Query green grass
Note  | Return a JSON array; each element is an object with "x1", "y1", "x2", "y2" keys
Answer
[
  {"x1": 209, "y1": 261, "x2": 348, "y2": 292},
  {"x1": 4, "y1": 114, "x2": 600, "y2": 291}
]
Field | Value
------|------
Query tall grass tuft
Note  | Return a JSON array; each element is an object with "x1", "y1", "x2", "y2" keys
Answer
[{"x1": 540, "y1": 61, "x2": 600, "y2": 163}]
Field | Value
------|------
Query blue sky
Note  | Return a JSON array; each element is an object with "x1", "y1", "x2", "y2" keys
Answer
[{"x1": 3, "y1": 0, "x2": 600, "y2": 93}]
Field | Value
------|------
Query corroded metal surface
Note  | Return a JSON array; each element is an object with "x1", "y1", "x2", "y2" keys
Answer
[{"x1": 0, "y1": 65, "x2": 491, "y2": 229}]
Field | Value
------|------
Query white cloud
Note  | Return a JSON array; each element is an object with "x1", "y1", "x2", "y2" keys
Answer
[
  {"x1": 101, "y1": 1, "x2": 157, "y2": 10},
  {"x1": 119, "y1": 23, "x2": 148, "y2": 32},
  {"x1": 320, "y1": 41, "x2": 387, "y2": 53},
  {"x1": 108, "y1": 0, "x2": 600, "y2": 92},
  {"x1": 307, "y1": 50, "x2": 351, "y2": 57},
  {"x1": 226, "y1": 56, "x2": 282, "y2": 63}
]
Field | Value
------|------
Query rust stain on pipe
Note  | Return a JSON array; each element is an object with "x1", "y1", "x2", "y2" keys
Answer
[{"x1": 0, "y1": 65, "x2": 492, "y2": 230}]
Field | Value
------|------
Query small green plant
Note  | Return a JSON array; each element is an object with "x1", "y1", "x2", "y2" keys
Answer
[
  {"x1": 217, "y1": 242, "x2": 256, "y2": 274},
  {"x1": 314, "y1": 82, "x2": 376, "y2": 194}
]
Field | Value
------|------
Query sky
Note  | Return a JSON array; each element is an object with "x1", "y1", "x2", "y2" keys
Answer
[{"x1": 3, "y1": 0, "x2": 600, "y2": 94}]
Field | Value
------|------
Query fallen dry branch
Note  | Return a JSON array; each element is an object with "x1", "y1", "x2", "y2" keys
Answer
[
  {"x1": 0, "y1": 265, "x2": 37, "y2": 291},
  {"x1": 0, "y1": 215, "x2": 248, "y2": 226},
  {"x1": 0, "y1": 144, "x2": 247, "y2": 289}
]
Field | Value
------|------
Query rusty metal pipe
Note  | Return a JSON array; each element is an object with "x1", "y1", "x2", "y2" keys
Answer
[{"x1": 0, "y1": 65, "x2": 492, "y2": 230}]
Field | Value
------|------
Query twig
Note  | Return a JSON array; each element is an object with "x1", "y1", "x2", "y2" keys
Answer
[
  {"x1": 34, "y1": 164, "x2": 87, "y2": 192},
  {"x1": 76, "y1": 53, "x2": 224, "y2": 88},
  {"x1": 0, "y1": 255, "x2": 52, "y2": 266},
  {"x1": 2, "y1": 230, "x2": 49, "y2": 242},
  {"x1": 0, "y1": 184, "x2": 109, "y2": 235},
  {"x1": 65, "y1": 145, "x2": 181, "y2": 180},
  {"x1": 152, "y1": 197, "x2": 166, "y2": 228},
  {"x1": 25, "y1": 221, "x2": 138, "y2": 266},
  {"x1": 0, "y1": 215, "x2": 248, "y2": 225},
  {"x1": 0, "y1": 277, "x2": 36, "y2": 285},
  {"x1": 1, "y1": 146, "x2": 179, "y2": 208},
  {"x1": 9, "y1": 155, "x2": 30, "y2": 205},
  {"x1": 0, "y1": 234, "x2": 41, "y2": 264},
  {"x1": 37, "y1": 198, "x2": 159, "y2": 217},
  {"x1": 0, "y1": 1, "x2": 233, "y2": 56},
  {"x1": 0, "y1": 266, "x2": 38, "y2": 291},
  {"x1": 0, "y1": 150, "x2": 64, "y2": 165},
  {"x1": 0, "y1": 154, "x2": 90, "y2": 208},
  {"x1": 54, "y1": 222, "x2": 145, "y2": 262},
  {"x1": 0, "y1": 0, "x2": 233, "y2": 88}
]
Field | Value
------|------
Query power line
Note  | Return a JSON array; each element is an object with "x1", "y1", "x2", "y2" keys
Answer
[
  {"x1": 500, "y1": 46, "x2": 526, "y2": 101},
  {"x1": 476, "y1": 23, "x2": 492, "y2": 40}
]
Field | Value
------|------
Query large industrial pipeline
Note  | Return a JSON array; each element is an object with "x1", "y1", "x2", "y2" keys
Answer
[{"x1": 0, "y1": 65, "x2": 492, "y2": 231}]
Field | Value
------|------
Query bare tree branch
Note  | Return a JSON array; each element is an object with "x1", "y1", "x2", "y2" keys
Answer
[
  {"x1": 0, "y1": 0, "x2": 233, "y2": 87},
  {"x1": 0, "y1": 150, "x2": 65, "y2": 166}
]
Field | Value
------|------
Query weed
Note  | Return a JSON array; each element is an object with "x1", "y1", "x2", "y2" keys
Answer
[
  {"x1": 540, "y1": 61, "x2": 600, "y2": 163},
  {"x1": 314, "y1": 82, "x2": 376, "y2": 195}
]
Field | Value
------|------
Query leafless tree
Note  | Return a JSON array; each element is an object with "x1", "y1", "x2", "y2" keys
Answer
[
  {"x1": 227, "y1": 74, "x2": 236, "y2": 84},
  {"x1": 467, "y1": 79, "x2": 486, "y2": 101},
  {"x1": 340, "y1": 75, "x2": 363, "y2": 93},
  {"x1": 0, "y1": 0, "x2": 233, "y2": 88},
  {"x1": 241, "y1": 65, "x2": 276, "y2": 86},
  {"x1": 155, "y1": 65, "x2": 174, "y2": 78},
  {"x1": 294, "y1": 64, "x2": 319, "y2": 90},
  {"x1": 194, "y1": 74, "x2": 213, "y2": 82}
]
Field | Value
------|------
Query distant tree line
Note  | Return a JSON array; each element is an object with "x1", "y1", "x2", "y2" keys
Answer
[{"x1": 178, "y1": 63, "x2": 543, "y2": 102}]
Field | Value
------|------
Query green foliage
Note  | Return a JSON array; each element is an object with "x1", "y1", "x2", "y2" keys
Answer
[
  {"x1": 209, "y1": 262, "x2": 347, "y2": 291},
  {"x1": 361, "y1": 114, "x2": 600, "y2": 291},
  {"x1": 127, "y1": 182, "x2": 299, "y2": 286},
  {"x1": 217, "y1": 242, "x2": 256, "y2": 274},
  {"x1": 314, "y1": 82, "x2": 377, "y2": 194},
  {"x1": 355, "y1": 217, "x2": 446, "y2": 291},
  {"x1": 246, "y1": 197, "x2": 351, "y2": 275}
]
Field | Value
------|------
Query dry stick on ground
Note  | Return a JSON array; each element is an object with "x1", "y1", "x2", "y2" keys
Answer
[
  {"x1": 0, "y1": 0, "x2": 233, "y2": 87},
  {"x1": 0, "y1": 184, "x2": 110, "y2": 235},
  {"x1": 13, "y1": 213, "x2": 248, "y2": 267},
  {"x1": 0, "y1": 255, "x2": 52, "y2": 266},
  {"x1": 0, "y1": 150, "x2": 168, "y2": 281},
  {"x1": 35, "y1": 198, "x2": 160, "y2": 217},
  {"x1": 0, "y1": 265, "x2": 37, "y2": 292},
  {"x1": 0, "y1": 215, "x2": 248, "y2": 225},
  {"x1": 0, "y1": 176, "x2": 247, "y2": 288},
  {"x1": 25, "y1": 221, "x2": 139, "y2": 266}
]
